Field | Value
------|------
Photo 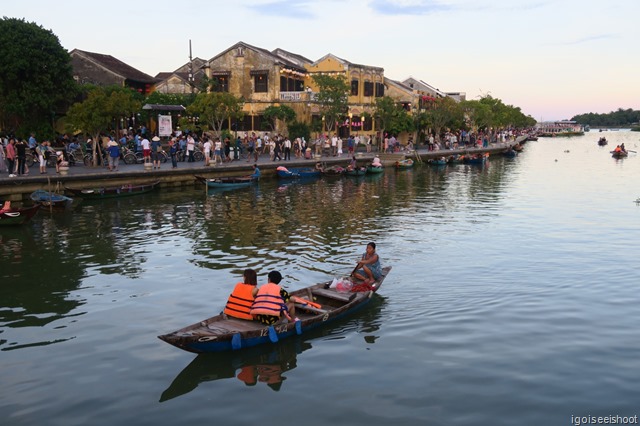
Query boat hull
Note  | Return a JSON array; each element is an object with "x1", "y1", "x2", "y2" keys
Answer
[
  {"x1": 65, "y1": 181, "x2": 160, "y2": 199},
  {"x1": 0, "y1": 205, "x2": 40, "y2": 225}
]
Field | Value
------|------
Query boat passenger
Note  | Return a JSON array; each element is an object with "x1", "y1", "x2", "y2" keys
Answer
[
  {"x1": 250, "y1": 271, "x2": 296, "y2": 325},
  {"x1": 251, "y1": 164, "x2": 261, "y2": 179},
  {"x1": 353, "y1": 242, "x2": 382, "y2": 285},
  {"x1": 223, "y1": 269, "x2": 259, "y2": 320},
  {"x1": 348, "y1": 155, "x2": 357, "y2": 170},
  {"x1": 371, "y1": 156, "x2": 382, "y2": 167}
]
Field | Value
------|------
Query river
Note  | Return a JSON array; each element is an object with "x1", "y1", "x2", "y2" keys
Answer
[{"x1": 1, "y1": 130, "x2": 639, "y2": 426}]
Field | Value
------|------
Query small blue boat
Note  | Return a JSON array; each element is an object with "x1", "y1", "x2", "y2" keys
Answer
[
  {"x1": 30, "y1": 190, "x2": 74, "y2": 209},
  {"x1": 429, "y1": 158, "x2": 448, "y2": 166},
  {"x1": 276, "y1": 167, "x2": 321, "y2": 179},
  {"x1": 195, "y1": 175, "x2": 258, "y2": 189}
]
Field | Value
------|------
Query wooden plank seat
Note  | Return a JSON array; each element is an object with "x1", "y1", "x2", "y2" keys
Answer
[{"x1": 311, "y1": 288, "x2": 356, "y2": 303}]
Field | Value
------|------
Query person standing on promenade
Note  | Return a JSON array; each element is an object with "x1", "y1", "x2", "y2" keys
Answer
[
  {"x1": 213, "y1": 137, "x2": 223, "y2": 165},
  {"x1": 169, "y1": 137, "x2": 178, "y2": 169},
  {"x1": 5, "y1": 138, "x2": 16, "y2": 177},
  {"x1": 203, "y1": 137, "x2": 212, "y2": 166},
  {"x1": 186, "y1": 134, "x2": 195, "y2": 162},
  {"x1": 107, "y1": 138, "x2": 120, "y2": 171},
  {"x1": 15, "y1": 139, "x2": 27, "y2": 175},
  {"x1": 283, "y1": 137, "x2": 291, "y2": 160},
  {"x1": 151, "y1": 136, "x2": 162, "y2": 169},
  {"x1": 140, "y1": 135, "x2": 151, "y2": 165}
]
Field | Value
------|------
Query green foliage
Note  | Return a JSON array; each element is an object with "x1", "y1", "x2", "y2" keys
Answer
[
  {"x1": 287, "y1": 120, "x2": 311, "y2": 141},
  {"x1": 65, "y1": 86, "x2": 141, "y2": 165},
  {"x1": 572, "y1": 108, "x2": 640, "y2": 127},
  {"x1": 311, "y1": 74, "x2": 349, "y2": 132},
  {"x1": 374, "y1": 96, "x2": 413, "y2": 137},
  {"x1": 0, "y1": 17, "x2": 76, "y2": 138},
  {"x1": 187, "y1": 92, "x2": 244, "y2": 136},
  {"x1": 460, "y1": 96, "x2": 536, "y2": 131},
  {"x1": 424, "y1": 97, "x2": 463, "y2": 137},
  {"x1": 262, "y1": 105, "x2": 297, "y2": 132}
]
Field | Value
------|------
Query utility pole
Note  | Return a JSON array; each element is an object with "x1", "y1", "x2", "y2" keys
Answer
[{"x1": 188, "y1": 40, "x2": 194, "y2": 94}]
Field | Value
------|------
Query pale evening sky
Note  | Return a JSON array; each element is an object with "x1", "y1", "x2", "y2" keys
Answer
[{"x1": 4, "y1": 0, "x2": 639, "y2": 121}]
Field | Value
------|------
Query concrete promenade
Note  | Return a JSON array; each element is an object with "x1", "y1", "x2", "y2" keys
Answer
[{"x1": 0, "y1": 138, "x2": 524, "y2": 201}]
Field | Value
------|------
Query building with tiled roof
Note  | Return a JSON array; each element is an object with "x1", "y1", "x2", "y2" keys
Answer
[{"x1": 70, "y1": 49, "x2": 157, "y2": 95}]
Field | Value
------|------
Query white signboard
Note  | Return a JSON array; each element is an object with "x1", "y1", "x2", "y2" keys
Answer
[{"x1": 158, "y1": 115, "x2": 173, "y2": 137}]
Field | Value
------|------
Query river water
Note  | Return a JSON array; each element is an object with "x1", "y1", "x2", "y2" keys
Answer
[{"x1": 1, "y1": 131, "x2": 639, "y2": 426}]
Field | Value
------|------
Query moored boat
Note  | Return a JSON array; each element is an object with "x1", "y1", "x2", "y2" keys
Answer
[
  {"x1": 30, "y1": 190, "x2": 74, "y2": 209},
  {"x1": 395, "y1": 158, "x2": 414, "y2": 169},
  {"x1": 158, "y1": 266, "x2": 392, "y2": 353},
  {"x1": 345, "y1": 166, "x2": 367, "y2": 176},
  {"x1": 464, "y1": 153, "x2": 489, "y2": 165},
  {"x1": 429, "y1": 157, "x2": 447, "y2": 166},
  {"x1": 366, "y1": 165, "x2": 384, "y2": 174},
  {"x1": 194, "y1": 175, "x2": 257, "y2": 189},
  {"x1": 321, "y1": 165, "x2": 345, "y2": 177},
  {"x1": 65, "y1": 180, "x2": 160, "y2": 199},
  {"x1": 276, "y1": 167, "x2": 321, "y2": 179},
  {"x1": 0, "y1": 203, "x2": 40, "y2": 226}
]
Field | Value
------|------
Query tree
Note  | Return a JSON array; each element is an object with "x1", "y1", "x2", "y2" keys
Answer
[
  {"x1": 460, "y1": 99, "x2": 493, "y2": 131},
  {"x1": 186, "y1": 92, "x2": 244, "y2": 137},
  {"x1": 373, "y1": 97, "x2": 413, "y2": 148},
  {"x1": 65, "y1": 86, "x2": 141, "y2": 165},
  {"x1": 311, "y1": 74, "x2": 349, "y2": 133},
  {"x1": 424, "y1": 97, "x2": 463, "y2": 139},
  {"x1": 0, "y1": 18, "x2": 77, "y2": 138},
  {"x1": 262, "y1": 105, "x2": 296, "y2": 134}
]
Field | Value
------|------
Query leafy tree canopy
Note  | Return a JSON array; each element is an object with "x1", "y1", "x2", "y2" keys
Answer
[
  {"x1": 262, "y1": 105, "x2": 296, "y2": 133},
  {"x1": 572, "y1": 108, "x2": 640, "y2": 127},
  {"x1": 311, "y1": 74, "x2": 349, "y2": 132},
  {"x1": 374, "y1": 96, "x2": 413, "y2": 138},
  {"x1": 186, "y1": 92, "x2": 244, "y2": 137},
  {"x1": 0, "y1": 17, "x2": 76, "y2": 138}
]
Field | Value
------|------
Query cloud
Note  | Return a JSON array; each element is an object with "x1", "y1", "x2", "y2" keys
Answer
[
  {"x1": 553, "y1": 34, "x2": 617, "y2": 46},
  {"x1": 369, "y1": 0, "x2": 452, "y2": 15},
  {"x1": 249, "y1": 0, "x2": 316, "y2": 19}
]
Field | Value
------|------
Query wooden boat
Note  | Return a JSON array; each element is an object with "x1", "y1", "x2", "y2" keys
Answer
[
  {"x1": 464, "y1": 153, "x2": 489, "y2": 165},
  {"x1": 0, "y1": 204, "x2": 40, "y2": 225},
  {"x1": 276, "y1": 167, "x2": 321, "y2": 179},
  {"x1": 345, "y1": 166, "x2": 367, "y2": 176},
  {"x1": 502, "y1": 149, "x2": 517, "y2": 158},
  {"x1": 395, "y1": 159, "x2": 414, "y2": 169},
  {"x1": 158, "y1": 266, "x2": 392, "y2": 353},
  {"x1": 321, "y1": 165, "x2": 345, "y2": 177},
  {"x1": 366, "y1": 165, "x2": 384, "y2": 174},
  {"x1": 65, "y1": 180, "x2": 160, "y2": 199},
  {"x1": 30, "y1": 190, "x2": 74, "y2": 209},
  {"x1": 611, "y1": 150, "x2": 628, "y2": 159},
  {"x1": 597, "y1": 137, "x2": 608, "y2": 146},
  {"x1": 429, "y1": 157, "x2": 448, "y2": 166},
  {"x1": 194, "y1": 175, "x2": 257, "y2": 189}
]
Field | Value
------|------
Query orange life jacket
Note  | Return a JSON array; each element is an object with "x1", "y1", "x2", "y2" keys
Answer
[
  {"x1": 250, "y1": 283, "x2": 284, "y2": 317},
  {"x1": 223, "y1": 283, "x2": 256, "y2": 320}
]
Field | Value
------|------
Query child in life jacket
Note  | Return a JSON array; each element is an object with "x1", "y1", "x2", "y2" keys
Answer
[
  {"x1": 250, "y1": 271, "x2": 296, "y2": 325},
  {"x1": 223, "y1": 269, "x2": 258, "y2": 320}
]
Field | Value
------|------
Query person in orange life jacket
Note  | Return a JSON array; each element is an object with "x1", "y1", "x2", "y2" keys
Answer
[
  {"x1": 250, "y1": 271, "x2": 296, "y2": 325},
  {"x1": 223, "y1": 269, "x2": 259, "y2": 320}
]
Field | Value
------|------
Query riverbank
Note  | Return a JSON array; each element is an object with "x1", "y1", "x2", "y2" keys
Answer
[{"x1": 0, "y1": 138, "x2": 524, "y2": 201}]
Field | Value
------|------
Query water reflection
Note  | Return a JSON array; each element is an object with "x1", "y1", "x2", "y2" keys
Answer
[{"x1": 160, "y1": 295, "x2": 386, "y2": 401}]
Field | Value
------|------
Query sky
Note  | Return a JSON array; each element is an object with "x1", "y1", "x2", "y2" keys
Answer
[{"x1": 4, "y1": 0, "x2": 640, "y2": 121}]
